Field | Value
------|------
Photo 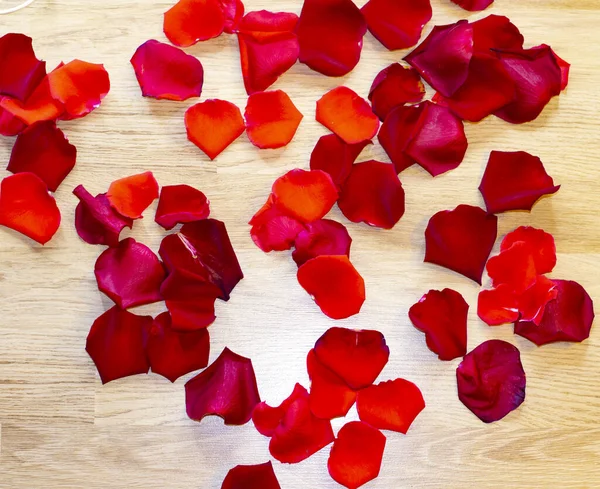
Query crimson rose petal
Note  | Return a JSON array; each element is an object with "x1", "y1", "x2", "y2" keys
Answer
[
  {"x1": 219, "y1": 0, "x2": 245, "y2": 33},
  {"x1": 500, "y1": 226, "x2": 557, "y2": 275},
  {"x1": 221, "y1": 462, "x2": 281, "y2": 489},
  {"x1": 518, "y1": 275, "x2": 558, "y2": 325},
  {"x1": 252, "y1": 383, "x2": 307, "y2": 437},
  {"x1": 0, "y1": 33, "x2": 46, "y2": 101},
  {"x1": 0, "y1": 101, "x2": 26, "y2": 136},
  {"x1": 249, "y1": 195, "x2": 306, "y2": 252},
  {"x1": 477, "y1": 285, "x2": 520, "y2": 326},
  {"x1": 155, "y1": 184, "x2": 210, "y2": 230},
  {"x1": 292, "y1": 219, "x2": 352, "y2": 267},
  {"x1": 471, "y1": 15, "x2": 524, "y2": 53},
  {"x1": 106, "y1": 171, "x2": 159, "y2": 220},
  {"x1": 451, "y1": 0, "x2": 493, "y2": 11},
  {"x1": 164, "y1": 0, "x2": 226, "y2": 47},
  {"x1": 368, "y1": 63, "x2": 425, "y2": 121},
  {"x1": 486, "y1": 241, "x2": 537, "y2": 293}
]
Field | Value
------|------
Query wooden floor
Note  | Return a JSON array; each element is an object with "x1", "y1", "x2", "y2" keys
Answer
[{"x1": 1, "y1": 0, "x2": 599, "y2": 487}]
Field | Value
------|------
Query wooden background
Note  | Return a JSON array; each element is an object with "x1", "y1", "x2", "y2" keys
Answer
[{"x1": 1, "y1": 0, "x2": 599, "y2": 487}]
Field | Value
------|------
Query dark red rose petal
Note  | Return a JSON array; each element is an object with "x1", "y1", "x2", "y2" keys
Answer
[
  {"x1": 356, "y1": 378, "x2": 425, "y2": 434},
  {"x1": 327, "y1": 421, "x2": 386, "y2": 489},
  {"x1": 94, "y1": 237, "x2": 166, "y2": 309},
  {"x1": 221, "y1": 462, "x2": 281, "y2": 489},
  {"x1": 159, "y1": 233, "x2": 211, "y2": 283},
  {"x1": 338, "y1": 160, "x2": 405, "y2": 229},
  {"x1": 252, "y1": 383, "x2": 307, "y2": 437},
  {"x1": 486, "y1": 241, "x2": 537, "y2": 293},
  {"x1": 292, "y1": 219, "x2": 352, "y2": 267},
  {"x1": 424, "y1": 204, "x2": 498, "y2": 284},
  {"x1": 185, "y1": 347, "x2": 261, "y2": 425},
  {"x1": 249, "y1": 195, "x2": 306, "y2": 252},
  {"x1": 7, "y1": 121, "x2": 77, "y2": 192},
  {"x1": 314, "y1": 327, "x2": 389, "y2": 390},
  {"x1": 471, "y1": 15, "x2": 524, "y2": 53},
  {"x1": 500, "y1": 226, "x2": 557, "y2": 275},
  {"x1": 155, "y1": 184, "x2": 210, "y2": 230},
  {"x1": 456, "y1": 339, "x2": 526, "y2": 423},
  {"x1": 0, "y1": 33, "x2": 46, "y2": 101},
  {"x1": 297, "y1": 256, "x2": 365, "y2": 320},
  {"x1": 477, "y1": 285, "x2": 520, "y2": 326},
  {"x1": 0, "y1": 75, "x2": 64, "y2": 125},
  {"x1": 0, "y1": 101, "x2": 26, "y2": 136},
  {"x1": 164, "y1": 0, "x2": 226, "y2": 47},
  {"x1": 0, "y1": 172, "x2": 61, "y2": 245},
  {"x1": 130, "y1": 40, "x2": 204, "y2": 101},
  {"x1": 515, "y1": 280, "x2": 595, "y2": 346},
  {"x1": 219, "y1": 0, "x2": 245, "y2": 34},
  {"x1": 85, "y1": 306, "x2": 152, "y2": 384},
  {"x1": 144, "y1": 312, "x2": 210, "y2": 382},
  {"x1": 106, "y1": 171, "x2": 159, "y2": 220},
  {"x1": 451, "y1": 0, "x2": 493, "y2": 11},
  {"x1": 368, "y1": 63, "x2": 425, "y2": 121},
  {"x1": 518, "y1": 275, "x2": 558, "y2": 325},
  {"x1": 296, "y1": 0, "x2": 367, "y2": 77},
  {"x1": 408, "y1": 288, "x2": 469, "y2": 361},
  {"x1": 361, "y1": 0, "x2": 432, "y2": 51}
]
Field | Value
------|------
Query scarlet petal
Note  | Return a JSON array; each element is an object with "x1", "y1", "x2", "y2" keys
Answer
[
  {"x1": 0, "y1": 33, "x2": 46, "y2": 101},
  {"x1": 94, "y1": 238, "x2": 166, "y2": 309},
  {"x1": 486, "y1": 242, "x2": 538, "y2": 293},
  {"x1": 500, "y1": 226, "x2": 557, "y2": 275},
  {"x1": 252, "y1": 383, "x2": 307, "y2": 437},
  {"x1": 0, "y1": 76, "x2": 64, "y2": 125},
  {"x1": 145, "y1": 312, "x2": 210, "y2": 382},
  {"x1": 297, "y1": 256, "x2": 366, "y2": 320},
  {"x1": 219, "y1": 0, "x2": 245, "y2": 33},
  {"x1": 164, "y1": 0, "x2": 226, "y2": 47},
  {"x1": 0, "y1": 172, "x2": 60, "y2": 245},
  {"x1": 155, "y1": 184, "x2": 210, "y2": 230},
  {"x1": 0, "y1": 101, "x2": 26, "y2": 136},
  {"x1": 338, "y1": 160, "x2": 405, "y2": 229},
  {"x1": 408, "y1": 288, "x2": 469, "y2": 361},
  {"x1": 85, "y1": 306, "x2": 152, "y2": 384},
  {"x1": 130, "y1": 40, "x2": 204, "y2": 101},
  {"x1": 245, "y1": 90, "x2": 303, "y2": 149},
  {"x1": 451, "y1": 0, "x2": 493, "y2": 11},
  {"x1": 296, "y1": 0, "x2": 367, "y2": 77},
  {"x1": 327, "y1": 421, "x2": 386, "y2": 489},
  {"x1": 457, "y1": 340, "x2": 526, "y2": 423},
  {"x1": 424, "y1": 205, "x2": 498, "y2": 284},
  {"x1": 361, "y1": 0, "x2": 432, "y2": 50},
  {"x1": 314, "y1": 327, "x2": 389, "y2": 390},
  {"x1": 185, "y1": 347, "x2": 261, "y2": 425},
  {"x1": 368, "y1": 63, "x2": 425, "y2": 121},
  {"x1": 515, "y1": 280, "x2": 595, "y2": 346},
  {"x1": 249, "y1": 196, "x2": 306, "y2": 252},
  {"x1": 292, "y1": 219, "x2": 352, "y2": 267},
  {"x1": 471, "y1": 15, "x2": 524, "y2": 53},
  {"x1": 7, "y1": 121, "x2": 76, "y2": 192},
  {"x1": 106, "y1": 171, "x2": 159, "y2": 219},
  {"x1": 185, "y1": 99, "x2": 245, "y2": 160},
  {"x1": 221, "y1": 462, "x2": 281, "y2": 489},
  {"x1": 477, "y1": 285, "x2": 520, "y2": 326},
  {"x1": 356, "y1": 378, "x2": 425, "y2": 434},
  {"x1": 518, "y1": 275, "x2": 558, "y2": 325}
]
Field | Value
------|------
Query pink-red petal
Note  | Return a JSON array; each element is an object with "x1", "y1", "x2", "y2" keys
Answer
[
  {"x1": 292, "y1": 219, "x2": 352, "y2": 267},
  {"x1": 164, "y1": 0, "x2": 226, "y2": 47},
  {"x1": 155, "y1": 184, "x2": 210, "y2": 230},
  {"x1": 221, "y1": 462, "x2": 281, "y2": 489},
  {"x1": 368, "y1": 63, "x2": 425, "y2": 121},
  {"x1": 0, "y1": 33, "x2": 46, "y2": 101},
  {"x1": 219, "y1": 0, "x2": 245, "y2": 33},
  {"x1": 106, "y1": 171, "x2": 159, "y2": 220}
]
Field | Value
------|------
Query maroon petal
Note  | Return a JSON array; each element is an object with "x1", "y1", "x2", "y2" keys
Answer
[
  {"x1": 155, "y1": 184, "x2": 210, "y2": 230},
  {"x1": 185, "y1": 347, "x2": 261, "y2": 425},
  {"x1": 500, "y1": 226, "x2": 557, "y2": 275},
  {"x1": 221, "y1": 462, "x2": 281, "y2": 489},
  {"x1": 85, "y1": 306, "x2": 152, "y2": 384},
  {"x1": 456, "y1": 339, "x2": 526, "y2": 423},
  {"x1": 252, "y1": 383, "x2": 307, "y2": 437},
  {"x1": 0, "y1": 33, "x2": 46, "y2": 101},
  {"x1": 292, "y1": 219, "x2": 352, "y2": 267},
  {"x1": 249, "y1": 195, "x2": 306, "y2": 252},
  {"x1": 159, "y1": 234, "x2": 212, "y2": 282},
  {"x1": 368, "y1": 63, "x2": 425, "y2": 121},
  {"x1": 471, "y1": 15, "x2": 524, "y2": 53},
  {"x1": 450, "y1": 0, "x2": 493, "y2": 12}
]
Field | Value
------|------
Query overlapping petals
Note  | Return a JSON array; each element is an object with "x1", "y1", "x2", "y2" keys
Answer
[
  {"x1": 164, "y1": 0, "x2": 226, "y2": 47},
  {"x1": 249, "y1": 195, "x2": 306, "y2": 252},
  {"x1": 368, "y1": 63, "x2": 425, "y2": 121},
  {"x1": 0, "y1": 33, "x2": 46, "y2": 101},
  {"x1": 155, "y1": 184, "x2": 210, "y2": 230},
  {"x1": 106, "y1": 171, "x2": 159, "y2": 219},
  {"x1": 221, "y1": 462, "x2": 281, "y2": 489},
  {"x1": 292, "y1": 219, "x2": 352, "y2": 266}
]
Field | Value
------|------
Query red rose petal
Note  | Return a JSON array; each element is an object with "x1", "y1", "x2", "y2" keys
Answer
[
  {"x1": 85, "y1": 306, "x2": 152, "y2": 384},
  {"x1": 471, "y1": 15, "x2": 524, "y2": 53},
  {"x1": 424, "y1": 204, "x2": 498, "y2": 284},
  {"x1": 0, "y1": 101, "x2": 26, "y2": 136},
  {"x1": 515, "y1": 280, "x2": 595, "y2": 346},
  {"x1": 185, "y1": 347, "x2": 261, "y2": 425},
  {"x1": 361, "y1": 0, "x2": 432, "y2": 51},
  {"x1": 408, "y1": 288, "x2": 469, "y2": 361},
  {"x1": 292, "y1": 219, "x2": 352, "y2": 267},
  {"x1": 0, "y1": 33, "x2": 46, "y2": 101},
  {"x1": 219, "y1": 0, "x2": 245, "y2": 34},
  {"x1": 145, "y1": 312, "x2": 210, "y2": 382},
  {"x1": 252, "y1": 383, "x2": 307, "y2": 437},
  {"x1": 550, "y1": 48, "x2": 570, "y2": 91},
  {"x1": 106, "y1": 171, "x2": 159, "y2": 220},
  {"x1": 245, "y1": 90, "x2": 303, "y2": 149},
  {"x1": 296, "y1": 0, "x2": 367, "y2": 77},
  {"x1": 0, "y1": 76, "x2": 64, "y2": 125},
  {"x1": 316, "y1": 87, "x2": 379, "y2": 145},
  {"x1": 7, "y1": 121, "x2": 77, "y2": 192},
  {"x1": 155, "y1": 184, "x2": 210, "y2": 230},
  {"x1": 221, "y1": 462, "x2": 281, "y2": 489},
  {"x1": 337, "y1": 160, "x2": 405, "y2": 229},
  {"x1": 368, "y1": 63, "x2": 425, "y2": 121},
  {"x1": 500, "y1": 226, "x2": 557, "y2": 275},
  {"x1": 486, "y1": 241, "x2": 538, "y2": 293},
  {"x1": 249, "y1": 195, "x2": 306, "y2": 252},
  {"x1": 356, "y1": 378, "x2": 425, "y2": 434},
  {"x1": 164, "y1": 0, "x2": 226, "y2": 47},
  {"x1": 314, "y1": 327, "x2": 389, "y2": 390},
  {"x1": 0, "y1": 172, "x2": 61, "y2": 245},
  {"x1": 185, "y1": 99, "x2": 245, "y2": 160},
  {"x1": 327, "y1": 421, "x2": 386, "y2": 489},
  {"x1": 451, "y1": 0, "x2": 493, "y2": 11},
  {"x1": 130, "y1": 40, "x2": 204, "y2": 101},
  {"x1": 159, "y1": 233, "x2": 212, "y2": 282},
  {"x1": 518, "y1": 275, "x2": 558, "y2": 325},
  {"x1": 297, "y1": 256, "x2": 366, "y2": 320},
  {"x1": 456, "y1": 339, "x2": 526, "y2": 423},
  {"x1": 477, "y1": 285, "x2": 520, "y2": 326},
  {"x1": 94, "y1": 237, "x2": 166, "y2": 309}
]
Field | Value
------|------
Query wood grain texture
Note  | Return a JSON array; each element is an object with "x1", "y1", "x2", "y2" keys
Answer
[{"x1": 1, "y1": 0, "x2": 599, "y2": 487}]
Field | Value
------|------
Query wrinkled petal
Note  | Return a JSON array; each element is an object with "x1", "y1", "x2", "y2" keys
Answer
[
  {"x1": 106, "y1": 171, "x2": 159, "y2": 219},
  {"x1": 219, "y1": 0, "x2": 245, "y2": 33},
  {"x1": 477, "y1": 285, "x2": 520, "y2": 326},
  {"x1": 451, "y1": 0, "x2": 493, "y2": 11},
  {"x1": 368, "y1": 63, "x2": 425, "y2": 121},
  {"x1": 500, "y1": 226, "x2": 557, "y2": 275},
  {"x1": 249, "y1": 195, "x2": 306, "y2": 252},
  {"x1": 155, "y1": 184, "x2": 210, "y2": 230},
  {"x1": 252, "y1": 383, "x2": 307, "y2": 437},
  {"x1": 292, "y1": 219, "x2": 351, "y2": 267},
  {"x1": 486, "y1": 241, "x2": 538, "y2": 293},
  {"x1": 0, "y1": 33, "x2": 46, "y2": 101},
  {"x1": 518, "y1": 275, "x2": 558, "y2": 325},
  {"x1": 0, "y1": 76, "x2": 64, "y2": 125},
  {"x1": 164, "y1": 0, "x2": 226, "y2": 47},
  {"x1": 471, "y1": 15, "x2": 524, "y2": 53},
  {"x1": 221, "y1": 462, "x2": 281, "y2": 489}
]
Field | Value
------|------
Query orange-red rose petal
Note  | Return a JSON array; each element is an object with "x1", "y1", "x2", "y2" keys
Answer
[
  {"x1": 0, "y1": 33, "x2": 46, "y2": 101},
  {"x1": 164, "y1": 0, "x2": 226, "y2": 47},
  {"x1": 368, "y1": 63, "x2": 425, "y2": 121},
  {"x1": 477, "y1": 285, "x2": 520, "y2": 326},
  {"x1": 0, "y1": 76, "x2": 64, "y2": 125},
  {"x1": 106, "y1": 171, "x2": 159, "y2": 220},
  {"x1": 451, "y1": 0, "x2": 493, "y2": 11},
  {"x1": 221, "y1": 462, "x2": 281, "y2": 489},
  {"x1": 155, "y1": 184, "x2": 210, "y2": 230},
  {"x1": 500, "y1": 226, "x2": 557, "y2": 275},
  {"x1": 292, "y1": 219, "x2": 352, "y2": 267}
]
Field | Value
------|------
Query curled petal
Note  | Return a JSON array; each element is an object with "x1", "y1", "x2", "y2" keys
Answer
[
  {"x1": 249, "y1": 195, "x2": 306, "y2": 252},
  {"x1": 518, "y1": 275, "x2": 558, "y2": 325},
  {"x1": 477, "y1": 285, "x2": 520, "y2": 326},
  {"x1": 155, "y1": 184, "x2": 210, "y2": 230},
  {"x1": 0, "y1": 101, "x2": 26, "y2": 136},
  {"x1": 500, "y1": 226, "x2": 557, "y2": 275},
  {"x1": 219, "y1": 0, "x2": 245, "y2": 33},
  {"x1": 486, "y1": 242, "x2": 538, "y2": 293},
  {"x1": 292, "y1": 219, "x2": 352, "y2": 267},
  {"x1": 221, "y1": 462, "x2": 281, "y2": 489},
  {"x1": 424, "y1": 204, "x2": 498, "y2": 284},
  {"x1": 368, "y1": 63, "x2": 425, "y2": 121},
  {"x1": 0, "y1": 33, "x2": 46, "y2": 101},
  {"x1": 185, "y1": 347, "x2": 261, "y2": 425},
  {"x1": 164, "y1": 0, "x2": 226, "y2": 47},
  {"x1": 309, "y1": 135, "x2": 370, "y2": 189},
  {"x1": 85, "y1": 306, "x2": 152, "y2": 384},
  {"x1": 456, "y1": 339, "x2": 526, "y2": 423},
  {"x1": 356, "y1": 378, "x2": 425, "y2": 434},
  {"x1": 252, "y1": 383, "x2": 307, "y2": 437},
  {"x1": 0, "y1": 76, "x2": 64, "y2": 125},
  {"x1": 451, "y1": 0, "x2": 493, "y2": 11},
  {"x1": 471, "y1": 15, "x2": 524, "y2": 53},
  {"x1": 106, "y1": 171, "x2": 159, "y2": 219}
]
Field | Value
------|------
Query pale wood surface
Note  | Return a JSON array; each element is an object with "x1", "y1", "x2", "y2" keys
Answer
[{"x1": 1, "y1": 0, "x2": 599, "y2": 487}]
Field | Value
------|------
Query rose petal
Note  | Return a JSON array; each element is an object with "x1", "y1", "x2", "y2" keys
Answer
[
  {"x1": 221, "y1": 462, "x2": 281, "y2": 489},
  {"x1": 550, "y1": 48, "x2": 570, "y2": 91},
  {"x1": 292, "y1": 219, "x2": 352, "y2": 267},
  {"x1": 185, "y1": 347, "x2": 261, "y2": 425},
  {"x1": 164, "y1": 0, "x2": 226, "y2": 47},
  {"x1": 327, "y1": 421, "x2": 386, "y2": 489},
  {"x1": 249, "y1": 195, "x2": 306, "y2": 252},
  {"x1": 159, "y1": 233, "x2": 212, "y2": 282},
  {"x1": 424, "y1": 204, "x2": 498, "y2": 284},
  {"x1": 356, "y1": 378, "x2": 425, "y2": 434},
  {"x1": 0, "y1": 33, "x2": 46, "y2": 101},
  {"x1": 185, "y1": 99, "x2": 245, "y2": 160},
  {"x1": 456, "y1": 339, "x2": 526, "y2": 423},
  {"x1": 155, "y1": 184, "x2": 210, "y2": 230},
  {"x1": 252, "y1": 383, "x2": 307, "y2": 437},
  {"x1": 486, "y1": 241, "x2": 538, "y2": 293},
  {"x1": 337, "y1": 160, "x2": 405, "y2": 229},
  {"x1": 94, "y1": 237, "x2": 166, "y2": 309},
  {"x1": 314, "y1": 327, "x2": 389, "y2": 390},
  {"x1": 477, "y1": 285, "x2": 520, "y2": 326},
  {"x1": 518, "y1": 275, "x2": 558, "y2": 325},
  {"x1": 7, "y1": 121, "x2": 77, "y2": 192},
  {"x1": 0, "y1": 101, "x2": 26, "y2": 136},
  {"x1": 316, "y1": 86, "x2": 379, "y2": 145},
  {"x1": 85, "y1": 306, "x2": 152, "y2": 384},
  {"x1": 0, "y1": 172, "x2": 61, "y2": 245},
  {"x1": 144, "y1": 312, "x2": 210, "y2": 382},
  {"x1": 245, "y1": 90, "x2": 303, "y2": 149},
  {"x1": 219, "y1": 0, "x2": 245, "y2": 34},
  {"x1": 0, "y1": 76, "x2": 64, "y2": 125},
  {"x1": 450, "y1": 0, "x2": 493, "y2": 11},
  {"x1": 368, "y1": 63, "x2": 425, "y2": 121},
  {"x1": 296, "y1": 0, "x2": 367, "y2": 77},
  {"x1": 106, "y1": 171, "x2": 159, "y2": 219},
  {"x1": 297, "y1": 256, "x2": 366, "y2": 320},
  {"x1": 408, "y1": 288, "x2": 469, "y2": 361},
  {"x1": 471, "y1": 15, "x2": 524, "y2": 53},
  {"x1": 361, "y1": 0, "x2": 432, "y2": 50},
  {"x1": 500, "y1": 226, "x2": 557, "y2": 275},
  {"x1": 130, "y1": 40, "x2": 204, "y2": 101}
]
